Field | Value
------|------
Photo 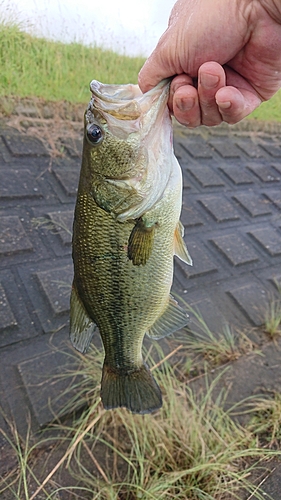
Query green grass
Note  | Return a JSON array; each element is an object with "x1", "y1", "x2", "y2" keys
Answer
[
  {"x1": 249, "y1": 92, "x2": 281, "y2": 122},
  {"x1": 0, "y1": 20, "x2": 145, "y2": 103},
  {"x1": 1, "y1": 16, "x2": 281, "y2": 121}
]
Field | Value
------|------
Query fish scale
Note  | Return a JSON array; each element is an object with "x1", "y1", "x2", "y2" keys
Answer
[
  {"x1": 74, "y1": 194, "x2": 172, "y2": 362},
  {"x1": 70, "y1": 79, "x2": 192, "y2": 414}
]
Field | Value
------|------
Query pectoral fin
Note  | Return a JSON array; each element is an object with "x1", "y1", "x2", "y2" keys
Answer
[
  {"x1": 147, "y1": 295, "x2": 189, "y2": 340},
  {"x1": 128, "y1": 218, "x2": 156, "y2": 266},
  {"x1": 174, "y1": 221, "x2": 193, "y2": 265},
  {"x1": 70, "y1": 284, "x2": 97, "y2": 353}
]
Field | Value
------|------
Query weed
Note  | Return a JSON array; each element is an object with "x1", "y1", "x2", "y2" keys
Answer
[
  {"x1": 264, "y1": 300, "x2": 281, "y2": 338},
  {"x1": 264, "y1": 285, "x2": 281, "y2": 338},
  {"x1": 0, "y1": 416, "x2": 57, "y2": 499},
  {"x1": 176, "y1": 302, "x2": 255, "y2": 366},
  {"x1": 1, "y1": 344, "x2": 279, "y2": 500},
  {"x1": 247, "y1": 393, "x2": 281, "y2": 447},
  {"x1": 49, "y1": 362, "x2": 279, "y2": 500}
]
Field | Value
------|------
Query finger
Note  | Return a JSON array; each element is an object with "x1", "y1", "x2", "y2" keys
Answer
[
  {"x1": 168, "y1": 74, "x2": 193, "y2": 109},
  {"x1": 215, "y1": 86, "x2": 262, "y2": 124},
  {"x1": 173, "y1": 85, "x2": 201, "y2": 127},
  {"x1": 169, "y1": 75, "x2": 201, "y2": 128},
  {"x1": 198, "y1": 62, "x2": 226, "y2": 126}
]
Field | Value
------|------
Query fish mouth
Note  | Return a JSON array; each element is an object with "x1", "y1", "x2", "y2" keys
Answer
[
  {"x1": 90, "y1": 78, "x2": 170, "y2": 102},
  {"x1": 89, "y1": 79, "x2": 171, "y2": 123}
]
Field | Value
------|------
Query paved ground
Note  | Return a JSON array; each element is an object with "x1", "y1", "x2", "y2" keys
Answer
[{"x1": 0, "y1": 119, "x2": 281, "y2": 495}]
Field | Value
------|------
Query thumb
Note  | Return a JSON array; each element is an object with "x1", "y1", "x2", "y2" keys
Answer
[
  {"x1": 138, "y1": 57, "x2": 169, "y2": 94},
  {"x1": 138, "y1": 33, "x2": 176, "y2": 93}
]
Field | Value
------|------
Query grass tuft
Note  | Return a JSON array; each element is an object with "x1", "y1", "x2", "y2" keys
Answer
[
  {"x1": 176, "y1": 303, "x2": 255, "y2": 367},
  {"x1": 247, "y1": 393, "x2": 281, "y2": 448},
  {"x1": 0, "y1": 415, "x2": 58, "y2": 499},
  {"x1": 263, "y1": 284, "x2": 281, "y2": 338}
]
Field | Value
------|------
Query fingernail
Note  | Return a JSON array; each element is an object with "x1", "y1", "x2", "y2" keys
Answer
[
  {"x1": 200, "y1": 73, "x2": 220, "y2": 89},
  {"x1": 175, "y1": 97, "x2": 194, "y2": 112},
  {"x1": 218, "y1": 101, "x2": 231, "y2": 109}
]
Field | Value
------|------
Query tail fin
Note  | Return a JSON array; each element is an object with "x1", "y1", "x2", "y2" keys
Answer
[{"x1": 101, "y1": 363, "x2": 162, "y2": 414}]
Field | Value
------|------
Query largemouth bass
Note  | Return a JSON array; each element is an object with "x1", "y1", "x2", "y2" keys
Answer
[{"x1": 70, "y1": 79, "x2": 192, "y2": 414}]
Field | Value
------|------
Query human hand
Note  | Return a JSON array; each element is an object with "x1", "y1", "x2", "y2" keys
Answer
[{"x1": 138, "y1": 0, "x2": 281, "y2": 127}]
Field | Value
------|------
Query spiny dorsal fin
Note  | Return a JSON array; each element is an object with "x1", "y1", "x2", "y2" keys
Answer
[
  {"x1": 147, "y1": 295, "x2": 189, "y2": 340},
  {"x1": 128, "y1": 218, "x2": 156, "y2": 266},
  {"x1": 174, "y1": 221, "x2": 193, "y2": 265},
  {"x1": 70, "y1": 284, "x2": 97, "y2": 353}
]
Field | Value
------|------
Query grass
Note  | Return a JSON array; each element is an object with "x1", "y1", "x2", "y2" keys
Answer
[
  {"x1": 264, "y1": 299, "x2": 281, "y2": 338},
  {"x1": 0, "y1": 19, "x2": 145, "y2": 103},
  {"x1": 1, "y1": 343, "x2": 280, "y2": 500},
  {"x1": 247, "y1": 393, "x2": 281, "y2": 447},
  {"x1": 1, "y1": 15, "x2": 281, "y2": 121},
  {"x1": 263, "y1": 284, "x2": 281, "y2": 339},
  {"x1": 176, "y1": 303, "x2": 255, "y2": 367},
  {"x1": 249, "y1": 92, "x2": 281, "y2": 122},
  {"x1": 0, "y1": 415, "x2": 59, "y2": 499}
]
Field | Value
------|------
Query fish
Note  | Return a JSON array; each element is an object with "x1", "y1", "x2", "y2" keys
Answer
[{"x1": 70, "y1": 79, "x2": 192, "y2": 414}]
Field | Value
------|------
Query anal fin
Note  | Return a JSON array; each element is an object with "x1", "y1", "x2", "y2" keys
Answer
[
  {"x1": 70, "y1": 284, "x2": 97, "y2": 353},
  {"x1": 174, "y1": 220, "x2": 193, "y2": 265},
  {"x1": 147, "y1": 295, "x2": 189, "y2": 340}
]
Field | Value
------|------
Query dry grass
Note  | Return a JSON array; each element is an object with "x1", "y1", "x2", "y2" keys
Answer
[
  {"x1": 175, "y1": 302, "x2": 256, "y2": 367},
  {"x1": 263, "y1": 284, "x2": 281, "y2": 339},
  {"x1": 1, "y1": 343, "x2": 280, "y2": 500}
]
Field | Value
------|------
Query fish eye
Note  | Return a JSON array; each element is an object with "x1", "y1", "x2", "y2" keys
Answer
[{"x1": 86, "y1": 124, "x2": 104, "y2": 145}]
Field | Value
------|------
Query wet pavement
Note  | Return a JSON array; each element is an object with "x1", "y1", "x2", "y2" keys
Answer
[{"x1": 0, "y1": 119, "x2": 281, "y2": 495}]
